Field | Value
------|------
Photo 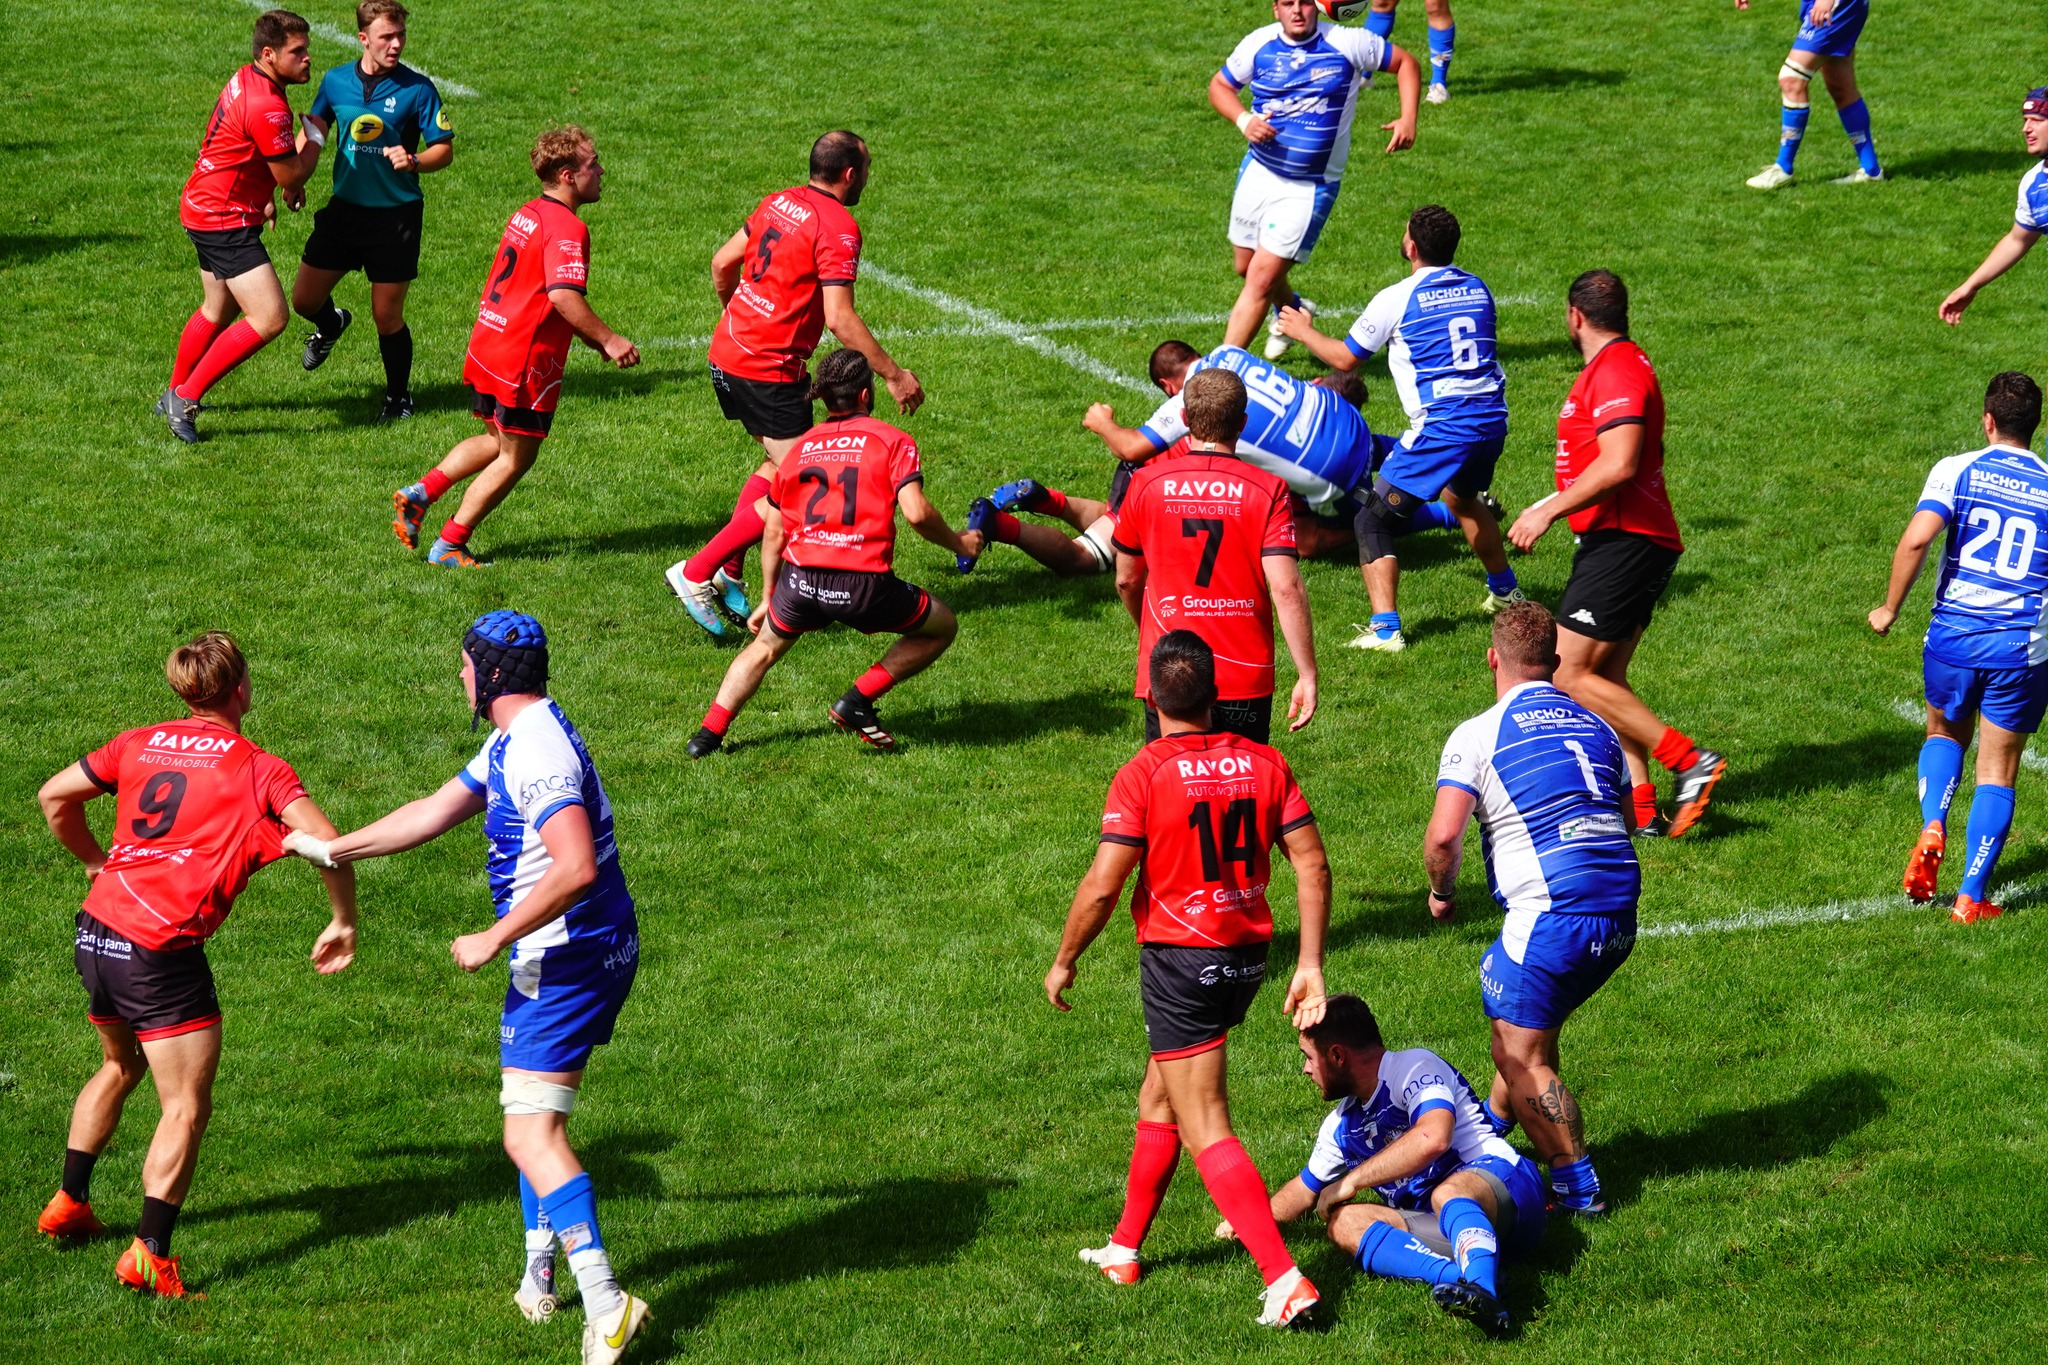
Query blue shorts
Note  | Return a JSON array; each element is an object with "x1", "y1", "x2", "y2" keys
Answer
[
  {"x1": 1795, "y1": 0, "x2": 1867, "y2": 57},
  {"x1": 1381, "y1": 422, "x2": 1507, "y2": 502},
  {"x1": 500, "y1": 928, "x2": 640, "y2": 1072},
  {"x1": 1470, "y1": 1154, "x2": 1548, "y2": 1256},
  {"x1": 1925, "y1": 652, "x2": 2048, "y2": 734},
  {"x1": 1481, "y1": 910, "x2": 1635, "y2": 1031}
]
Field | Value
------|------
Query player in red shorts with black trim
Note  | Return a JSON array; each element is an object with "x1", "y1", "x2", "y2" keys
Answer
[
  {"x1": 1112, "y1": 367, "x2": 1318, "y2": 744},
  {"x1": 161, "y1": 10, "x2": 325, "y2": 444},
  {"x1": 33, "y1": 633, "x2": 357, "y2": 1297},
  {"x1": 1045, "y1": 630, "x2": 1330, "y2": 1327},
  {"x1": 1508, "y1": 270, "x2": 1724, "y2": 837},
  {"x1": 389, "y1": 125, "x2": 639, "y2": 567},
  {"x1": 666, "y1": 131, "x2": 925, "y2": 639},
  {"x1": 686, "y1": 349, "x2": 980, "y2": 757}
]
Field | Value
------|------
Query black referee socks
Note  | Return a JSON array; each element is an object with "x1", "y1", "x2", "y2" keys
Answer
[{"x1": 380, "y1": 325, "x2": 413, "y2": 399}]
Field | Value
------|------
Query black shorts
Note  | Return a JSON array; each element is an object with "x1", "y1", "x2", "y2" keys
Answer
[
  {"x1": 766, "y1": 564, "x2": 932, "y2": 639},
  {"x1": 1144, "y1": 695, "x2": 1272, "y2": 746},
  {"x1": 301, "y1": 196, "x2": 424, "y2": 283},
  {"x1": 711, "y1": 364, "x2": 814, "y2": 440},
  {"x1": 469, "y1": 384, "x2": 554, "y2": 438},
  {"x1": 1108, "y1": 459, "x2": 1137, "y2": 515},
  {"x1": 76, "y1": 912, "x2": 220, "y2": 1042},
  {"x1": 1139, "y1": 943, "x2": 1268, "y2": 1059},
  {"x1": 187, "y1": 225, "x2": 271, "y2": 280},
  {"x1": 1557, "y1": 529, "x2": 1682, "y2": 642}
]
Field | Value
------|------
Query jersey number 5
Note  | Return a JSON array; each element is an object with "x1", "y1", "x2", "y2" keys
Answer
[
  {"x1": 752, "y1": 227, "x2": 784, "y2": 283},
  {"x1": 1189, "y1": 798, "x2": 1258, "y2": 882}
]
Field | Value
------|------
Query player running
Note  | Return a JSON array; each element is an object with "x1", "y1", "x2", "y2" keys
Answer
[
  {"x1": 1509, "y1": 270, "x2": 1725, "y2": 838},
  {"x1": 280, "y1": 612, "x2": 651, "y2": 1362},
  {"x1": 1210, "y1": 0, "x2": 1419, "y2": 361},
  {"x1": 1939, "y1": 88, "x2": 2048, "y2": 327},
  {"x1": 685, "y1": 350, "x2": 980, "y2": 757},
  {"x1": 390, "y1": 126, "x2": 639, "y2": 568},
  {"x1": 1110, "y1": 368, "x2": 1318, "y2": 743},
  {"x1": 1744, "y1": 0, "x2": 1883, "y2": 189},
  {"x1": 1278, "y1": 205, "x2": 1523, "y2": 650},
  {"x1": 1047, "y1": 630, "x2": 1331, "y2": 1328},
  {"x1": 161, "y1": 10, "x2": 324, "y2": 443},
  {"x1": 1869, "y1": 372, "x2": 2047, "y2": 925},
  {"x1": 293, "y1": 1, "x2": 454, "y2": 420},
  {"x1": 1426, "y1": 601, "x2": 1638, "y2": 1219},
  {"x1": 666, "y1": 132, "x2": 924, "y2": 639},
  {"x1": 1220, "y1": 995, "x2": 1548, "y2": 1336},
  {"x1": 1359, "y1": 0, "x2": 1458, "y2": 105},
  {"x1": 35, "y1": 632, "x2": 357, "y2": 1297}
]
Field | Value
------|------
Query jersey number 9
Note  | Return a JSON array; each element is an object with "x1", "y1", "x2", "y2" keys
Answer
[{"x1": 132, "y1": 772, "x2": 188, "y2": 839}]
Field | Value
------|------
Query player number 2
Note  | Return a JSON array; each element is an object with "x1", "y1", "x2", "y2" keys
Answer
[
  {"x1": 1957, "y1": 508, "x2": 2040, "y2": 583},
  {"x1": 1189, "y1": 798, "x2": 1259, "y2": 882},
  {"x1": 1448, "y1": 317, "x2": 1481, "y2": 371},
  {"x1": 799, "y1": 466, "x2": 858, "y2": 526},
  {"x1": 1181, "y1": 518, "x2": 1224, "y2": 588},
  {"x1": 486, "y1": 245, "x2": 518, "y2": 304},
  {"x1": 132, "y1": 771, "x2": 187, "y2": 839},
  {"x1": 1561, "y1": 739, "x2": 1602, "y2": 798}
]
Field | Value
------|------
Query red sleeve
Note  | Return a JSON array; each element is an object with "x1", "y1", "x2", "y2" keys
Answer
[
  {"x1": 1261, "y1": 483, "x2": 1297, "y2": 557},
  {"x1": 1111, "y1": 478, "x2": 1146, "y2": 556},
  {"x1": 253, "y1": 751, "x2": 310, "y2": 818},
  {"x1": 893, "y1": 433, "x2": 923, "y2": 490},
  {"x1": 79, "y1": 730, "x2": 134, "y2": 792},
  {"x1": 543, "y1": 216, "x2": 590, "y2": 293},
  {"x1": 1587, "y1": 352, "x2": 1650, "y2": 433},
  {"x1": 1274, "y1": 757, "x2": 1314, "y2": 836},
  {"x1": 817, "y1": 209, "x2": 861, "y2": 286},
  {"x1": 1101, "y1": 756, "x2": 1151, "y2": 846},
  {"x1": 248, "y1": 84, "x2": 297, "y2": 159}
]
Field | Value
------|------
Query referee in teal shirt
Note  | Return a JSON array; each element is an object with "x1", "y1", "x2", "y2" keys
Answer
[{"x1": 292, "y1": 1, "x2": 452, "y2": 419}]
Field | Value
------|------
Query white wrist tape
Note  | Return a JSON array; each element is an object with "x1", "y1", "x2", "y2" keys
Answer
[
  {"x1": 282, "y1": 830, "x2": 337, "y2": 868},
  {"x1": 1236, "y1": 110, "x2": 1257, "y2": 134},
  {"x1": 302, "y1": 118, "x2": 326, "y2": 147},
  {"x1": 501, "y1": 1074, "x2": 580, "y2": 1115}
]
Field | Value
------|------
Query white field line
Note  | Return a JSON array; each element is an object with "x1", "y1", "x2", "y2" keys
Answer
[
  {"x1": 1888, "y1": 697, "x2": 2048, "y2": 771},
  {"x1": 860, "y1": 263, "x2": 1154, "y2": 394},
  {"x1": 233, "y1": 0, "x2": 479, "y2": 96},
  {"x1": 1641, "y1": 876, "x2": 2043, "y2": 939},
  {"x1": 644, "y1": 306, "x2": 1372, "y2": 357}
]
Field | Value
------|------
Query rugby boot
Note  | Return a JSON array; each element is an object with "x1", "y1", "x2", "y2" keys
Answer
[
  {"x1": 1831, "y1": 168, "x2": 1885, "y2": 185},
  {"x1": 665, "y1": 564, "x2": 729, "y2": 638},
  {"x1": 38, "y1": 1190, "x2": 106, "y2": 1240},
  {"x1": 1480, "y1": 586, "x2": 1528, "y2": 615},
  {"x1": 1632, "y1": 812, "x2": 1670, "y2": 839},
  {"x1": 685, "y1": 728, "x2": 722, "y2": 760},
  {"x1": 1254, "y1": 1267, "x2": 1319, "y2": 1328},
  {"x1": 115, "y1": 1238, "x2": 190, "y2": 1298},
  {"x1": 1665, "y1": 748, "x2": 1726, "y2": 838},
  {"x1": 1746, "y1": 164, "x2": 1795, "y2": 190},
  {"x1": 711, "y1": 566, "x2": 751, "y2": 622},
  {"x1": 301, "y1": 307, "x2": 351, "y2": 370},
  {"x1": 1347, "y1": 622, "x2": 1406, "y2": 653},
  {"x1": 380, "y1": 391, "x2": 415, "y2": 421},
  {"x1": 426, "y1": 538, "x2": 488, "y2": 568},
  {"x1": 1432, "y1": 1279, "x2": 1511, "y2": 1336},
  {"x1": 1076, "y1": 1242, "x2": 1142, "y2": 1285},
  {"x1": 1951, "y1": 894, "x2": 2003, "y2": 925},
  {"x1": 162, "y1": 387, "x2": 202, "y2": 444},
  {"x1": 992, "y1": 478, "x2": 1052, "y2": 513},
  {"x1": 829, "y1": 691, "x2": 897, "y2": 751},
  {"x1": 1902, "y1": 822, "x2": 1945, "y2": 903},
  {"x1": 392, "y1": 482, "x2": 431, "y2": 549},
  {"x1": 1264, "y1": 296, "x2": 1316, "y2": 362},
  {"x1": 1476, "y1": 489, "x2": 1507, "y2": 522},
  {"x1": 582, "y1": 1292, "x2": 651, "y2": 1365},
  {"x1": 1427, "y1": 82, "x2": 1450, "y2": 105},
  {"x1": 514, "y1": 1255, "x2": 558, "y2": 1323},
  {"x1": 959, "y1": 497, "x2": 995, "y2": 573}
]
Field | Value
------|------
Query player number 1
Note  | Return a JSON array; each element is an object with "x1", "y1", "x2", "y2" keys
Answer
[{"x1": 1561, "y1": 739, "x2": 1602, "y2": 798}]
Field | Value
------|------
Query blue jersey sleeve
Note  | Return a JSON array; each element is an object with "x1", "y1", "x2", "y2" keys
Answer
[{"x1": 309, "y1": 70, "x2": 337, "y2": 124}]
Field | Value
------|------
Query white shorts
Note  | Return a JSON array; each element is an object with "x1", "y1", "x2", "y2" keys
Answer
[{"x1": 1228, "y1": 155, "x2": 1342, "y2": 263}]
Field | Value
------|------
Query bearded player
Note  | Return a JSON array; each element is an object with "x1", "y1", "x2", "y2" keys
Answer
[
  {"x1": 390, "y1": 126, "x2": 638, "y2": 567},
  {"x1": 35, "y1": 632, "x2": 357, "y2": 1298}
]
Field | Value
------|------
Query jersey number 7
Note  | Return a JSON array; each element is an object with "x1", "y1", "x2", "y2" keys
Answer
[{"x1": 1181, "y1": 518, "x2": 1224, "y2": 588}]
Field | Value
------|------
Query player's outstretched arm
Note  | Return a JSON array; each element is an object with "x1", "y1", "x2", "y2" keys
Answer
[
  {"x1": 1272, "y1": 307, "x2": 1358, "y2": 371},
  {"x1": 451, "y1": 805, "x2": 597, "y2": 972},
  {"x1": 1869, "y1": 509, "x2": 1949, "y2": 635},
  {"x1": 37, "y1": 762, "x2": 109, "y2": 876},
  {"x1": 1216, "y1": 1175, "x2": 1318, "y2": 1242},
  {"x1": 1266, "y1": 556, "x2": 1319, "y2": 730},
  {"x1": 1941, "y1": 225, "x2": 2041, "y2": 325},
  {"x1": 1423, "y1": 784, "x2": 1476, "y2": 923},
  {"x1": 549, "y1": 287, "x2": 639, "y2": 368},
  {"x1": 1082, "y1": 404, "x2": 1163, "y2": 463},
  {"x1": 824, "y1": 286, "x2": 923, "y2": 415},
  {"x1": 900, "y1": 483, "x2": 982, "y2": 561},
  {"x1": 1208, "y1": 72, "x2": 1277, "y2": 145},
  {"x1": 1509, "y1": 425, "x2": 1642, "y2": 552},
  {"x1": 1381, "y1": 47, "x2": 1422, "y2": 154},
  {"x1": 1281, "y1": 823, "x2": 1330, "y2": 1019},
  {"x1": 279, "y1": 796, "x2": 358, "y2": 975},
  {"x1": 1045, "y1": 841, "x2": 1140, "y2": 1010},
  {"x1": 1313, "y1": 1110, "x2": 1452, "y2": 1215},
  {"x1": 291, "y1": 776, "x2": 486, "y2": 867},
  {"x1": 710, "y1": 227, "x2": 749, "y2": 308}
]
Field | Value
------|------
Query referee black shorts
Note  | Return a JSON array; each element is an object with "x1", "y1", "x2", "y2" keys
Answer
[
  {"x1": 1557, "y1": 529, "x2": 1682, "y2": 642},
  {"x1": 302, "y1": 197, "x2": 424, "y2": 284}
]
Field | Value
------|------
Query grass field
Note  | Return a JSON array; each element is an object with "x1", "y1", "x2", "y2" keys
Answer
[{"x1": 6, "y1": 0, "x2": 2048, "y2": 1359}]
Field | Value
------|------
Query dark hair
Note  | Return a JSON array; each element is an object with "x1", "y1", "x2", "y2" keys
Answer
[
  {"x1": 810, "y1": 348, "x2": 873, "y2": 412},
  {"x1": 809, "y1": 130, "x2": 868, "y2": 183},
  {"x1": 1184, "y1": 369, "x2": 1248, "y2": 445},
  {"x1": 1149, "y1": 339, "x2": 1200, "y2": 389},
  {"x1": 1407, "y1": 204, "x2": 1461, "y2": 266},
  {"x1": 1568, "y1": 269, "x2": 1629, "y2": 335},
  {"x1": 1986, "y1": 371, "x2": 2043, "y2": 444},
  {"x1": 1150, "y1": 631, "x2": 1218, "y2": 723},
  {"x1": 1314, "y1": 369, "x2": 1368, "y2": 409},
  {"x1": 1491, "y1": 600, "x2": 1558, "y2": 673},
  {"x1": 1302, "y1": 994, "x2": 1383, "y2": 1053},
  {"x1": 252, "y1": 9, "x2": 309, "y2": 57}
]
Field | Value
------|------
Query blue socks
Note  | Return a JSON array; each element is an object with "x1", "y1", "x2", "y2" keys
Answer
[
  {"x1": 1777, "y1": 104, "x2": 1810, "y2": 173},
  {"x1": 1917, "y1": 736, "x2": 1963, "y2": 829},
  {"x1": 1550, "y1": 1153, "x2": 1604, "y2": 1208},
  {"x1": 1437, "y1": 1197, "x2": 1500, "y2": 1296},
  {"x1": 1371, "y1": 610, "x2": 1402, "y2": 640},
  {"x1": 1364, "y1": 7, "x2": 1396, "y2": 41},
  {"x1": 1485, "y1": 568, "x2": 1519, "y2": 597},
  {"x1": 1838, "y1": 98, "x2": 1880, "y2": 175},
  {"x1": 1479, "y1": 1096, "x2": 1516, "y2": 1138},
  {"x1": 1958, "y1": 783, "x2": 2016, "y2": 901},
  {"x1": 537, "y1": 1172, "x2": 623, "y2": 1318},
  {"x1": 1356, "y1": 1218, "x2": 1462, "y2": 1286},
  {"x1": 1428, "y1": 25, "x2": 1454, "y2": 87},
  {"x1": 1411, "y1": 500, "x2": 1459, "y2": 533}
]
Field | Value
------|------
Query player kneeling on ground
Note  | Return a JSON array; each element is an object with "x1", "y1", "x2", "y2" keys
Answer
[
  {"x1": 1047, "y1": 631, "x2": 1330, "y2": 1328},
  {"x1": 687, "y1": 349, "x2": 982, "y2": 756},
  {"x1": 36, "y1": 632, "x2": 357, "y2": 1297},
  {"x1": 1221, "y1": 994, "x2": 1545, "y2": 1337},
  {"x1": 279, "y1": 612, "x2": 650, "y2": 1363}
]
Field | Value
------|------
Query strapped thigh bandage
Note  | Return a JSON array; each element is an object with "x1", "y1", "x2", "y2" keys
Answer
[
  {"x1": 1077, "y1": 520, "x2": 1116, "y2": 573},
  {"x1": 501, "y1": 1074, "x2": 580, "y2": 1115},
  {"x1": 1780, "y1": 57, "x2": 1817, "y2": 89}
]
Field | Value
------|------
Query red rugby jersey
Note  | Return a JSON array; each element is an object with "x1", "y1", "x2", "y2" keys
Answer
[
  {"x1": 1100, "y1": 731, "x2": 1314, "y2": 948},
  {"x1": 770, "y1": 414, "x2": 922, "y2": 573},
  {"x1": 708, "y1": 185, "x2": 862, "y2": 384},
  {"x1": 78, "y1": 719, "x2": 309, "y2": 951},
  {"x1": 1555, "y1": 339, "x2": 1683, "y2": 551},
  {"x1": 180, "y1": 65, "x2": 298, "y2": 231},
  {"x1": 463, "y1": 195, "x2": 591, "y2": 412},
  {"x1": 1111, "y1": 453, "x2": 1297, "y2": 701}
]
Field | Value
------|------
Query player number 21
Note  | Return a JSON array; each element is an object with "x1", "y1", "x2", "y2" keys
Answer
[
  {"x1": 1957, "y1": 508, "x2": 2040, "y2": 583},
  {"x1": 798, "y1": 466, "x2": 858, "y2": 526}
]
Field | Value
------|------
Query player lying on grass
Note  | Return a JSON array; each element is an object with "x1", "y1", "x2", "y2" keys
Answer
[
  {"x1": 1743, "y1": 0, "x2": 1882, "y2": 189},
  {"x1": 686, "y1": 349, "x2": 982, "y2": 757},
  {"x1": 1218, "y1": 994, "x2": 1546, "y2": 1337},
  {"x1": 279, "y1": 613, "x2": 652, "y2": 1363},
  {"x1": 1048, "y1": 631, "x2": 1330, "y2": 1328},
  {"x1": 390, "y1": 126, "x2": 639, "y2": 568},
  {"x1": 1939, "y1": 88, "x2": 2048, "y2": 327},
  {"x1": 1869, "y1": 371, "x2": 2046, "y2": 925},
  {"x1": 36, "y1": 632, "x2": 357, "y2": 1299}
]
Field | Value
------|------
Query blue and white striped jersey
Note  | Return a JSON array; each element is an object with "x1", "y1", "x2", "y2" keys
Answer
[
  {"x1": 460, "y1": 698, "x2": 636, "y2": 950},
  {"x1": 2016, "y1": 161, "x2": 2048, "y2": 232},
  {"x1": 1300, "y1": 1048, "x2": 1527, "y2": 1211},
  {"x1": 1139, "y1": 344, "x2": 1374, "y2": 510},
  {"x1": 1438, "y1": 682, "x2": 1640, "y2": 920},
  {"x1": 1917, "y1": 443, "x2": 2048, "y2": 668},
  {"x1": 1220, "y1": 21, "x2": 1392, "y2": 185},
  {"x1": 1346, "y1": 266, "x2": 1507, "y2": 431}
]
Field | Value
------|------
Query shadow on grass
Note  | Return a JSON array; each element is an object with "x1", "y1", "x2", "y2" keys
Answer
[
  {"x1": 1737, "y1": 729, "x2": 1920, "y2": 801},
  {"x1": 1, "y1": 231, "x2": 144, "y2": 270},
  {"x1": 1497, "y1": 336, "x2": 1579, "y2": 364},
  {"x1": 940, "y1": 561, "x2": 1119, "y2": 622},
  {"x1": 1884, "y1": 148, "x2": 2026, "y2": 181},
  {"x1": 1463, "y1": 67, "x2": 1626, "y2": 95},
  {"x1": 489, "y1": 518, "x2": 730, "y2": 561},
  {"x1": 891, "y1": 688, "x2": 1140, "y2": 747}
]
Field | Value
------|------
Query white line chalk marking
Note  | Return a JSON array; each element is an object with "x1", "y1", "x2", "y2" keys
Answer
[
  {"x1": 861, "y1": 263, "x2": 1154, "y2": 394},
  {"x1": 233, "y1": 0, "x2": 479, "y2": 96},
  {"x1": 1641, "y1": 877, "x2": 2040, "y2": 939}
]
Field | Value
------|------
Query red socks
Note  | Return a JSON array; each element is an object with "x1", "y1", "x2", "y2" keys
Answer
[
  {"x1": 1039, "y1": 487, "x2": 1069, "y2": 516},
  {"x1": 171, "y1": 311, "x2": 230, "y2": 388},
  {"x1": 1193, "y1": 1138, "x2": 1294, "y2": 1286},
  {"x1": 702, "y1": 703, "x2": 735, "y2": 738},
  {"x1": 421, "y1": 469, "x2": 454, "y2": 502},
  {"x1": 1633, "y1": 782, "x2": 1658, "y2": 828},
  {"x1": 685, "y1": 475, "x2": 771, "y2": 583},
  {"x1": 1110, "y1": 1121, "x2": 1180, "y2": 1250},
  {"x1": 854, "y1": 665, "x2": 895, "y2": 701},
  {"x1": 1651, "y1": 727, "x2": 1699, "y2": 774},
  {"x1": 439, "y1": 520, "x2": 472, "y2": 547},
  {"x1": 176, "y1": 320, "x2": 267, "y2": 401},
  {"x1": 991, "y1": 511, "x2": 1022, "y2": 545}
]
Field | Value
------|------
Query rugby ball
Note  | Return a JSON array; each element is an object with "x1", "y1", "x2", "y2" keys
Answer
[{"x1": 1317, "y1": 0, "x2": 1374, "y2": 20}]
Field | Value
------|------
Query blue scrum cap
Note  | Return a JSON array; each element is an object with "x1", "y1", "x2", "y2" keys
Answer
[{"x1": 462, "y1": 610, "x2": 549, "y2": 728}]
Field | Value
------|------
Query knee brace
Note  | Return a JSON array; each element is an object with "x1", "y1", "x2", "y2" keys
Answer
[
  {"x1": 501, "y1": 1074, "x2": 579, "y2": 1115},
  {"x1": 1780, "y1": 58, "x2": 1816, "y2": 100},
  {"x1": 1354, "y1": 476, "x2": 1419, "y2": 563}
]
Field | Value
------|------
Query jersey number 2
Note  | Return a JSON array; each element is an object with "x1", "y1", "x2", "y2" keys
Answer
[
  {"x1": 1189, "y1": 798, "x2": 1258, "y2": 881},
  {"x1": 486, "y1": 246, "x2": 518, "y2": 304}
]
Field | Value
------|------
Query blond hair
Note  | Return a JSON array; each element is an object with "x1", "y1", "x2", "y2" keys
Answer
[
  {"x1": 355, "y1": 0, "x2": 406, "y2": 31},
  {"x1": 166, "y1": 631, "x2": 249, "y2": 711},
  {"x1": 532, "y1": 125, "x2": 593, "y2": 185}
]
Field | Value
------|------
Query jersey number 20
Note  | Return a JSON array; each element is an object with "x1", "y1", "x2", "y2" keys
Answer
[{"x1": 1958, "y1": 508, "x2": 2040, "y2": 583}]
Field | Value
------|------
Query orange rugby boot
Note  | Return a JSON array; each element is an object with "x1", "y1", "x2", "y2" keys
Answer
[
  {"x1": 1951, "y1": 895, "x2": 2004, "y2": 925},
  {"x1": 1902, "y1": 823, "x2": 1945, "y2": 903},
  {"x1": 1255, "y1": 1266, "x2": 1319, "y2": 1328},
  {"x1": 38, "y1": 1190, "x2": 106, "y2": 1240},
  {"x1": 115, "y1": 1238, "x2": 190, "y2": 1298},
  {"x1": 1077, "y1": 1242, "x2": 1143, "y2": 1285}
]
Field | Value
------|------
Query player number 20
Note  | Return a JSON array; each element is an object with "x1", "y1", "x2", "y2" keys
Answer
[{"x1": 1957, "y1": 508, "x2": 2041, "y2": 583}]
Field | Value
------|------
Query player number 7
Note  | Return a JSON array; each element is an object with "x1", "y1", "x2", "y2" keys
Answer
[{"x1": 1181, "y1": 517, "x2": 1224, "y2": 588}]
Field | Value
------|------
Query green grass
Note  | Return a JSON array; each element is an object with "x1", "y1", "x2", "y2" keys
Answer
[{"x1": 6, "y1": 0, "x2": 2048, "y2": 1359}]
